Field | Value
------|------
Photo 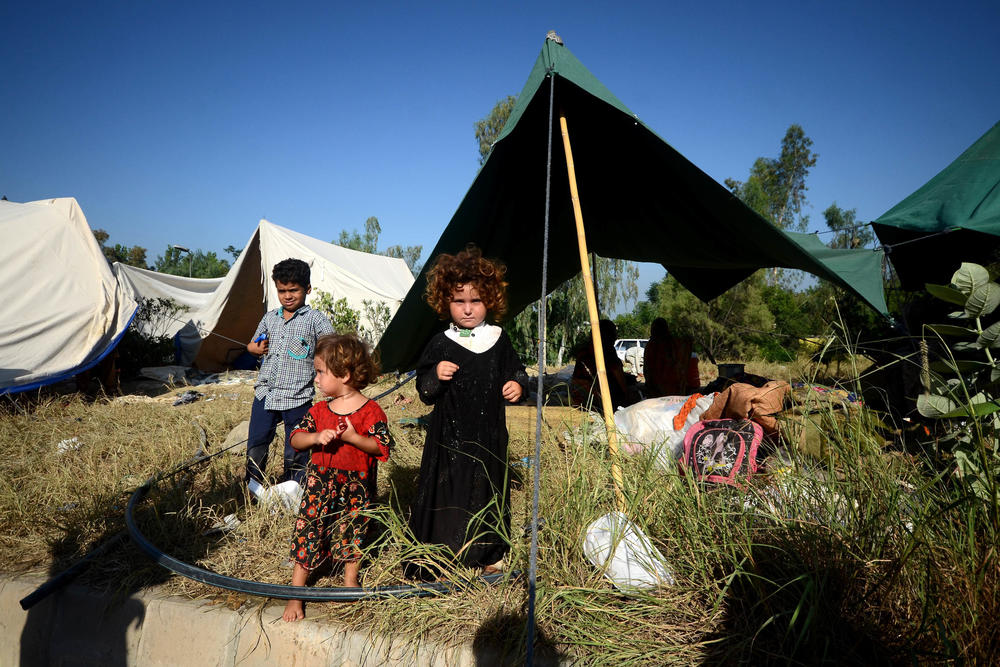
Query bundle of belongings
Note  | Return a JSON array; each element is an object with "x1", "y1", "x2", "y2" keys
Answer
[
  {"x1": 613, "y1": 376, "x2": 862, "y2": 486},
  {"x1": 775, "y1": 382, "x2": 864, "y2": 460}
]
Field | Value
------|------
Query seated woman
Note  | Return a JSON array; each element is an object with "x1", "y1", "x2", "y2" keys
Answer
[
  {"x1": 643, "y1": 317, "x2": 695, "y2": 397},
  {"x1": 570, "y1": 319, "x2": 639, "y2": 410}
]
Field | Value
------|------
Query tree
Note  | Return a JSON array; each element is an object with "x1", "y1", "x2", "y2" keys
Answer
[
  {"x1": 614, "y1": 300, "x2": 657, "y2": 339},
  {"x1": 758, "y1": 283, "x2": 813, "y2": 361},
  {"x1": 508, "y1": 255, "x2": 640, "y2": 366},
  {"x1": 799, "y1": 202, "x2": 888, "y2": 341},
  {"x1": 383, "y1": 244, "x2": 423, "y2": 275},
  {"x1": 725, "y1": 124, "x2": 818, "y2": 287},
  {"x1": 92, "y1": 228, "x2": 149, "y2": 269},
  {"x1": 822, "y1": 202, "x2": 874, "y2": 249},
  {"x1": 337, "y1": 216, "x2": 381, "y2": 254},
  {"x1": 153, "y1": 246, "x2": 230, "y2": 278},
  {"x1": 224, "y1": 244, "x2": 243, "y2": 261},
  {"x1": 474, "y1": 95, "x2": 517, "y2": 166},
  {"x1": 334, "y1": 216, "x2": 423, "y2": 276},
  {"x1": 725, "y1": 124, "x2": 818, "y2": 232},
  {"x1": 651, "y1": 273, "x2": 775, "y2": 362}
]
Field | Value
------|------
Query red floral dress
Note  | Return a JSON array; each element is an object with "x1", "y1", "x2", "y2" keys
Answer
[{"x1": 288, "y1": 400, "x2": 392, "y2": 568}]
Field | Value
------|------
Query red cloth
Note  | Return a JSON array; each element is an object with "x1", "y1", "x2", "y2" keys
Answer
[
  {"x1": 673, "y1": 393, "x2": 704, "y2": 431},
  {"x1": 687, "y1": 355, "x2": 700, "y2": 392},
  {"x1": 291, "y1": 399, "x2": 392, "y2": 471},
  {"x1": 644, "y1": 337, "x2": 694, "y2": 396}
]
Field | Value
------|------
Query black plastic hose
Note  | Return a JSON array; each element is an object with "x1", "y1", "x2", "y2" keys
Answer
[{"x1": 125, "y1": 475, "x2": 512, "y2": 601}]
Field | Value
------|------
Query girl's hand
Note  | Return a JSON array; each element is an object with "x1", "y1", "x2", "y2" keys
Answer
[
  {"x1": 502, "y1": 380, "x2": 523, "y2": 403},
  {"x1": 437, "y1": 361, "x2": 459, "y2": 381},
  {"x1": 340, "y1": 419, "x2": 359, "y2": 444},
  {"x1": 315, "y1": 429, "x2": 339, "y2": 446}
]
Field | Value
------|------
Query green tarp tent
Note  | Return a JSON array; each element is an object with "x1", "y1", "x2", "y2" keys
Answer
[
  {"x1": 873, "y1": 120, "x2": 1000, "y2": 289},
  {"x1": 377, "y1": 38, "x2": 889, "y2": 372}
]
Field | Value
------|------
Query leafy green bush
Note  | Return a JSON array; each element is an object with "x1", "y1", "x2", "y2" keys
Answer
[
  {"x1": 116, "y1": 297, "x2": 187, "y2": 377},
  {"x1": 359, "y1": 299, "x2": 391, "y2": 347},
  {"x1": 917, "y1": 262, "x2": 1000, "y2": 502},
  {"x1": 311, "y1": 289, "x2": 360, "y2": 335},
  {"x1": 311, "y1": 290, "x2": 391, "y2": 347}
]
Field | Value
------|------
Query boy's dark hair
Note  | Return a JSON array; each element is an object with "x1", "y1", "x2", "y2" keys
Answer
[
  {"x1": 314, "y1": 334, "x2": 380, "y2": 390},
  {"x1": 272, "y1": 258, "x2": 311, "y2": 288}
]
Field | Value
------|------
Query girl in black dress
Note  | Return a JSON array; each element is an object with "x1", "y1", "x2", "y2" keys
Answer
[{"x1": 406, "y1": 244, "x2": 529, "y2": 579}]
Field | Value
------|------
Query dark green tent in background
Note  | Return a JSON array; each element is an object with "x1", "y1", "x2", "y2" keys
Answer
[
  {"x1": 873, "y1": 120, "x2": 1000, "y2": 290},
  {"x1": 377, "y1": 37, "x2": 889, "y2": 372}
]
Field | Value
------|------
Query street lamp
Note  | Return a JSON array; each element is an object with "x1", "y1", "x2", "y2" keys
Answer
[{"x1": 172, "y1": 245, "x2": 192, "y2": 277}]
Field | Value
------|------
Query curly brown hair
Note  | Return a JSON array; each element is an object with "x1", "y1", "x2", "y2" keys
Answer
[
  {"x1": 424, "y1": 243, "x2": 508, "y2": 321},
  {"x1": 314, "y1": 334, "x2": 380, "y2": 390}
]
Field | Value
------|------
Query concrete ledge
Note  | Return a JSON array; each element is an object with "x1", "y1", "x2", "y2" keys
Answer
[
  {"x1": 137, "y1": 596, "x2": 239, "y2": 666},
  {"x1": 3, "y1": 575, "x2": 558, "y2": 666},
  {"x1": 0, "y1": 576, "x2": 51, "y2": 666}
]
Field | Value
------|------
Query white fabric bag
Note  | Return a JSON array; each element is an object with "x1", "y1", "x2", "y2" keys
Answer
[{"x1": 582, "y1": 511, "x2": 675, "y2": 590}]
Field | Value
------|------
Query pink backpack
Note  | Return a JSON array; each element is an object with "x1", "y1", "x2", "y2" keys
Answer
[{"x1": 681, "y1": 418, "x2": 763, "y2": 486}]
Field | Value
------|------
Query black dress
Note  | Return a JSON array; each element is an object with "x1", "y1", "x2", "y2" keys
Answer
[{"x1": 406, "y1": 329, "x2": 529, "y2": 577}]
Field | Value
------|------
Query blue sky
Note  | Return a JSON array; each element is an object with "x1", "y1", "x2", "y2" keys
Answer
[{"x1": 3, "y1": 1, "x2": 998, "y2": 308}]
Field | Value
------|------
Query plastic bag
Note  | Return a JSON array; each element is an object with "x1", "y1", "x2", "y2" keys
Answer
[
  {"x1": 248, "y1": 479, "x2": 302, "y2": 513},
  {"x1": 582, "y1": 511, "x2": 675, "y2": 590}
]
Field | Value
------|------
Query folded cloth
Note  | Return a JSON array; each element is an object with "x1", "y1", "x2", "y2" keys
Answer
[{"x1": 699, "y1": 381, "x2": 789, "y2": 435}]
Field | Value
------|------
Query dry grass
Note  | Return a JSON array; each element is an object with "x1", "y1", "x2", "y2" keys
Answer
[{"x1": 1, "y1": 362, "x2": 995, "y2": 664}]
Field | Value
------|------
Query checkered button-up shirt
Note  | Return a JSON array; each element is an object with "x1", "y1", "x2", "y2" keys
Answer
[{"x1": 252, "y1": 305, "x2": 334, "y2": 410}]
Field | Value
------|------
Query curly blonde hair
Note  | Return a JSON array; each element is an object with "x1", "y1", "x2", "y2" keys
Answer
[
  {"x1": 424, "y1": 243, "x2": 508, "y2": 321},
  {"x1": 314, "y1": 334, "x2": 380, "y2": 390}
]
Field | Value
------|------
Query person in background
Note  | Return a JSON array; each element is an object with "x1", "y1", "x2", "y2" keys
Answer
[
  {"x1": 643, "y1": 317, "x2": 697, "y2": 397},
  {"x1": 570, "y1": 319, "x2": 639, "y2": 410}
]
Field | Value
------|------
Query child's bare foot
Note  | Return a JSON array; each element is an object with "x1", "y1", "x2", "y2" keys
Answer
[
  {"x1": 343, "y1": 561, "x2": 361, "y2": 588},
  {"x1": 282, "y1": 599, "x2": 304, "y2": 622}
]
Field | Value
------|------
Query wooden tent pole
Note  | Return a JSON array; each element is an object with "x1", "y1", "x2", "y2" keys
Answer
[
  {"x1": 559, "y1": 114, "x2": 626, "y2": 512},
  {"x1": 591, "y1": 252, "x2": 601, "y2": 315}
]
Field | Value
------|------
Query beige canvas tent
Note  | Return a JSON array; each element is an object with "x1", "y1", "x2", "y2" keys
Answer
[
  {"x1": 112, "y1": 264, "x2": 225, "y2": 365},
  {"x1": 115, "y1": 219, "x2": 415, "y2": 370},
  {"x1": 0, "y1": 198, "x2": 137, "y2": 393}
]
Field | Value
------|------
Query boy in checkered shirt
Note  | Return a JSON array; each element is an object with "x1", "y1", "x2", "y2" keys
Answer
[{"x1": 245, "y1": 258, "x2": 334, "y2": 486}]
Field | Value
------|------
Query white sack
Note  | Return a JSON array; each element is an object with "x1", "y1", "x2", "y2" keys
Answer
[
  {"x1": 614, "y1": 394, "x2": 715, "y2": 467},
  {"x1": 582, "y1": 511, "x2": 675, "y2": 590},
  {"x1": 248, "y1": 479, "x2": 303, "y2": 513}
]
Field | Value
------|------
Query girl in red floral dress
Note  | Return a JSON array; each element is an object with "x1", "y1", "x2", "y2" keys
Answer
[{"x1": 282, "y1": 334, "x2": 393, "y2": 622}]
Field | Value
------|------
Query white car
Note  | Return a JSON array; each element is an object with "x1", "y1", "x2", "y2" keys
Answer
[{"x1": 613, "y1": 338, "x2": 647, "y2": 363}]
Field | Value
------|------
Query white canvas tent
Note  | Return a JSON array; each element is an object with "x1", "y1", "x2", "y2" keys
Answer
[
  {"x1": 0, "y1": 198, "x2": 138, "y2": 394},
  {"x1": 112, "y1": 264, "x2": 224, "y2": 365},
  {"x1": 115, "y1": 219, "x2": 415, "y2": 370}
]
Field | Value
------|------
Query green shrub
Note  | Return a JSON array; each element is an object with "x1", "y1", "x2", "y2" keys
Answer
[
  {"x1": 918, "y1": 262, "x2": 1000, "y2": 503},
  {"x1": 311, "y1": 290, "x2": 391, "y2": 347},
  {"x1": 116, "y1": 297, "x2": 187, "y2": 377}
]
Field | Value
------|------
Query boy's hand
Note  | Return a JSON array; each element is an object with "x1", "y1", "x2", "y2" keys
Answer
[
  {"x1": 248, "y1": 338, "x2": 269, "y2": 356},
  {"x1": 437, "y1": 361, "x2": 459, "y2": 381},
  {"x1": 502, "y1": 380, "x2": 523, "y2": 403}
]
